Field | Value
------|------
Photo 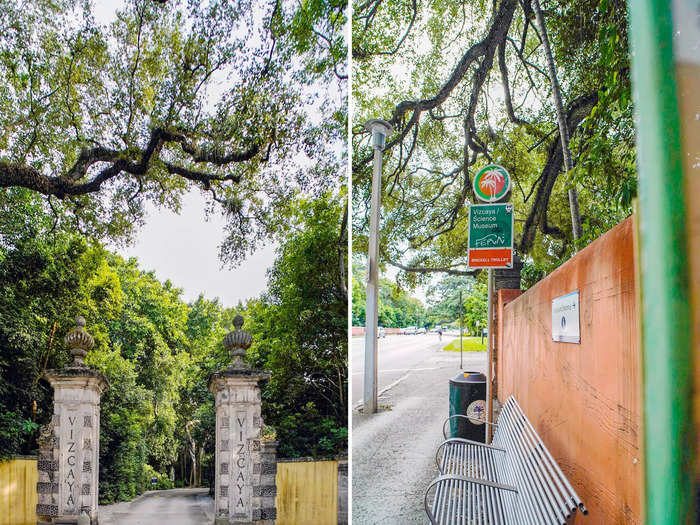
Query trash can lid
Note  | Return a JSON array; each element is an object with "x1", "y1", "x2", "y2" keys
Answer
[{"x1": 450, "y1": 371, "x2": 486, "y2": 384}]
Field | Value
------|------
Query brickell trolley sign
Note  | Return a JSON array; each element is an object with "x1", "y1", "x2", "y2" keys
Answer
[
  {"x1": 468, "y1": 203, "x2": 514, "y2": 268},
  {"x1": 468, "y1": 164, "x2": 514, "y2": 269}
]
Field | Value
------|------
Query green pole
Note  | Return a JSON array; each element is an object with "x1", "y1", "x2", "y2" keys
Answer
[
  {"x1": 627, "y1": 1, "x2": 694, "y2": 523},
  {"x1": 459, "y1": 289, "x2": 463, "y2": 369}
]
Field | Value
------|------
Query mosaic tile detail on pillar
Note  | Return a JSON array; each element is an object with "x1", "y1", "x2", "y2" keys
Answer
[
  {"x1": 209, "y1": 315, "x2": 277, "y2": 525},
  {"x1": 37, "y1": 317, "x2": 109, "y2": 525}
]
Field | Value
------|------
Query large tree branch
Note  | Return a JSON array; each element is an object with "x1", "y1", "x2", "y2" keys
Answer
[
  {"x1": 389, "y1": 0, "x2": 516, "y2": 128},
  {"x1": 0, "y1": 126, "x2": 264, "y2": 198},
  {"x1": 499, "y1": 39, "x2": 528, "y2": 126},
  {"x1": 386, "y1": 257, "x2": 478, "y2": 277},
  {"x1": 518, "y1": 91, "x2": 598, "y2": 252},
  {"x1": 354, "y1": 0, "x2": 518, "y2": 168}
]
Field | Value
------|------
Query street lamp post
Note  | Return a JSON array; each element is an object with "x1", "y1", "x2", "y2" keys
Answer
[
  {"x1": 364, "y1": 118, "x2": 393, "y2": 414},
  {"x1": 459, "y1": 289, "x2": 463, "y2": 370}
]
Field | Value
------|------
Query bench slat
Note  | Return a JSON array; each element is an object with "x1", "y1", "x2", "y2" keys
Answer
[
  {"x1": 503, "y1": 398, "x2": 581, "y2": 518},
  {"x1": 504, "y1": 407, "x2": 572, "y2": 520},
  {"x1": 510, "y1": 398, "x2": 587, "y2": 515},
  {"x1": 426, "y1": 475, "x2": 517, "y2": 525},
  {"x1": 479, "y1": 443, "x2": 502, "y2": 524},
  {"x1": 427, "y1": 395, "x2": 586, "y2": 525},
  {"x1": 498, "y1": 406, "x2": 565, "y2": 524}
]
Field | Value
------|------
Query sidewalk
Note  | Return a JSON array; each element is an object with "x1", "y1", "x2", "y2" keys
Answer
[
  {"x1": 98, "y1": 488, "x2": 214, "y2": 525},
  {"x1": 352, "y1": 349, "x2": 487, "y2": 524}
]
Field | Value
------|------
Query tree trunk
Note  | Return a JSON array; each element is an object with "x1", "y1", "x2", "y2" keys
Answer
[
  {"x1": 185, "y1": 422, "x2": 197, "y2": 488},
  {"x1": 198, "y1": 447, "x2": 204, "y2": 487},
  {"x1": 338, "y1": 201, "x2": 348, "y2": 300},
  {"x1": 180, "y1": 449, "x2": 186, "y2": 486},
  {"x1": 532, "y1": 0, "x2": 583, "y2": 245}
]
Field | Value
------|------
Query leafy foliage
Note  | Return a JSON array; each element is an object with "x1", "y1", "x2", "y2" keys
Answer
[
  {"x1": 0, "y1": 191, "x2": 347, "y2": 499},
  {"x1": 0, "y1": 0, "x2": 346, "y2": 265},
  {"x1": 352, "y1": 0, "x2": 634, "y2": 283},
  {"x1": 0, "y1": 235, "x2": 93, "y2": 460},
  {"x1": 247, "y1": 194, "x2": 348, "y2": 457},
  {"x1": 351, "y1": 258, "x2": 426, "y2": 328},
  {"x1": 425, "y1": 275, "x2": 487, "y2": 335}
]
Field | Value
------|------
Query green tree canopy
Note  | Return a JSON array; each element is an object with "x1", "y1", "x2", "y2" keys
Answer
[
  {"x1": 352, "y1": 257, "x2": 426, "y2": 328},
  {"x1": 0, "y1": 191, "x2": 347, "y2": 500},
  {"x1": 247, "y1": 192, "x2": 348, "y2": 457},
  {"x1": 352, "y1": 0, "x2": 634, "y2": 285},
  {"x1": 0, "y1": 0, "x2": 346, "y2": 264}
]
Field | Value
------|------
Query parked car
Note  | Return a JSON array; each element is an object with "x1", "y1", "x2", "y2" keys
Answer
[
  {"x1": 378, "y1": 327, "x2": 386, "y2": 338},
  {"x1": 417, "y1": 327, "x2": 427, "y2": 334},
  {"x1": 404, "y1": 326, "x2": 417, "y2": 335}
]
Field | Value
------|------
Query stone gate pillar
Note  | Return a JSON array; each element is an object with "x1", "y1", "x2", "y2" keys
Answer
[
  {"x1": 36, "y1": 317, "x2": 109, "y2": 525},
  {"x1": 209, "y1": 316, "x2": 277, "y2": 525}
]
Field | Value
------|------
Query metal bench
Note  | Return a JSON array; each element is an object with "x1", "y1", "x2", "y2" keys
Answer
[{"x1": 424, "y1": 396, "x2": 587, "y2": 524}]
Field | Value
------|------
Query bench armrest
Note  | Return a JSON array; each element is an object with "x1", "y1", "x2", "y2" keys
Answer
[
  {"x1": 435, "y1": 438, "x2": 506, "y2": 474},
  {"x1": 423, "y1": 474, "x2": 518, "y2": 525},
  {"x1": 442, "y1": 414, "x2": 498, "y2": 439}
]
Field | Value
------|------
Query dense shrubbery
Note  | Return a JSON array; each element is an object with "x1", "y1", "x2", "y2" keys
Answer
[
  {"x1": 0, "y1": 193, "x2": 347, "y2": 503},
  {"x1": 351, "y1": 259, "x2": 426, "y2": 328},
  {"x1": 0, "y1": 0, "x2": 347, "y2": 503}
]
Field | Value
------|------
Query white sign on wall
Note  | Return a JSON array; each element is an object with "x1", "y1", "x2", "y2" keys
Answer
[
  {"x1": 672, "y1": 0, "x2": 700, "y2": 65},
  {"x1": 552, "y1": 291, "x2": 580, "y2": 344}
]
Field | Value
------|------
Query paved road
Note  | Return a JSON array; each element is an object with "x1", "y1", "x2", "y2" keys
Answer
[
  {"x1": 100, "y1": 488, "x2": 214, "y2": 525},
  {"x1": 351, "y1": 334, "x2": 457, "y2": 406},
  {"x1": 352, "y1": 348, "x2": 487, "y2": 524}
]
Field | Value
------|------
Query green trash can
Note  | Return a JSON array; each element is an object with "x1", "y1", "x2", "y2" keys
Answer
[{"x1": 448, "y1": 371, "x2": 486, "y2": 442}]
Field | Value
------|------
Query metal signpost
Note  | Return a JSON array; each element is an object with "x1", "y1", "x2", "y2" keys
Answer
[
  {"x1": 467, "y1": 203, "x2": 514, "y2": 269},
  {"x1": 459, "y1": 289, "x2": 463, "y2": 369},
  {"x1": 468, "y1": 164, "x2": 513, "y2": 442}
]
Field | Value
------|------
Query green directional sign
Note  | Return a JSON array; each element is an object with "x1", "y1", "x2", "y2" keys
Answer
[{"x1": 468, "y1": 203, "x2": 514, "y2": 268}]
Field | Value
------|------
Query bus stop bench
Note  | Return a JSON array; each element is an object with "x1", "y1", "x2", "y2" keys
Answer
[{"x1": 424, "y1": 396, "x2": 587, "y2": 525}]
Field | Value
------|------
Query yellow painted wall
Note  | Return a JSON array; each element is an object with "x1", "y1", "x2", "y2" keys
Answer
[
  {"x1": 275, "y1": 460, "x2": 338, "y2": 525},
  {"x1": 0, "y1": 458, "x2": 38, "y2": 525},
  {"x1": 1, "y1": 457, "x2": 337, "y2": 525}
]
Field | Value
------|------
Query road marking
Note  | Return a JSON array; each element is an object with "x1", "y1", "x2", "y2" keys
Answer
[
  {"x1": 354, "y1": 370, "x2": 417, "y2": 409},
  {"x1": 352, "y1": 367, "x2": 443, "y2": 375}
]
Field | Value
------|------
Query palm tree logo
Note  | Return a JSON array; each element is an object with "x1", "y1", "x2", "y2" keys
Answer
[
  {"x1": 474, "y1": 164, "x2": 510, "y2": 202},
  {"x1": 479, "y1": 169, "x2": 505, "y2": 199}
]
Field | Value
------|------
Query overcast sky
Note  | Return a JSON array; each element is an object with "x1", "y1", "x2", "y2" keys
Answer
[
  {"x1": 114, "y1": 191, "x2": 276, "y2": 307},
  {"x1": 92, "y1": 2, "x2": 276, "y2": 307}
]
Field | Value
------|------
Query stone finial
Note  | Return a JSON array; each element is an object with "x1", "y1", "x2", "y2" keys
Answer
[
  {"x1": 223, "y1": 315, "x2": 252, "y2": 369},
  {"x1": 64, "y1": 316, "x2": 94, "y2": 367}
]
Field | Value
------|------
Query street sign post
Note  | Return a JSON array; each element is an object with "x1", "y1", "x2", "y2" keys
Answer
[
  {"x1": 468, "y1": 203, "x2": 514, "y2": 269},
  {"x1": 469, "y1": 167, "x2": 514, "y2": 443}
]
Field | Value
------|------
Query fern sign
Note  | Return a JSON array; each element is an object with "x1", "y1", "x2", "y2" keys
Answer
[
  {"x1": 473, "y1": 164, "x2": 511, "y2": 203},
  {"x1": 468, "y1": 203, "x2": 514, "y2": 269}
]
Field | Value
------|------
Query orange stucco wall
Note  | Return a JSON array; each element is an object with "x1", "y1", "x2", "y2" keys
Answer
[
  {"x1": 498, "y1": 216, "x2": 641, "y2": 524},
  {"x1": 677, "y1": 65, "x2": 700, "y2": 476}
]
